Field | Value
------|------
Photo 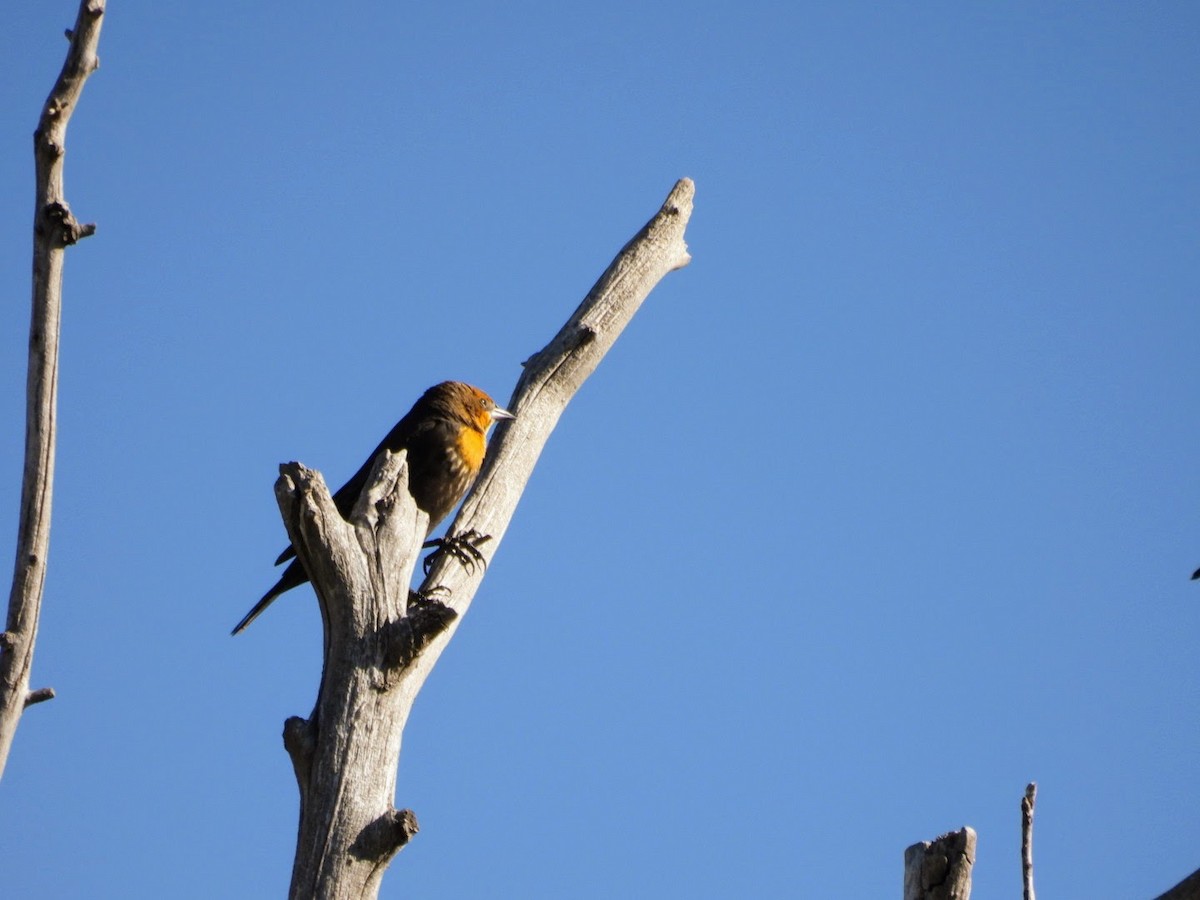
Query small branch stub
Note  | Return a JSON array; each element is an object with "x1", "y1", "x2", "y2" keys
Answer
[
  {"x1": 40, "y1": 200, "x2": 96, "y2": 246},
  {"x1": 349, "y1": 808, "x2": 419, "y2": 862},
  {"x1": 282, "y1": 715, "x2": 315, "y2": 792},
  {"x1": 23, "y1": 687, "x2": 55, "y2": 708}
]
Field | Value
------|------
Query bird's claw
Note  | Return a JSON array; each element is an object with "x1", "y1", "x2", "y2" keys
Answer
[
  {"x1": 422, "y1": 529, "x2": 492, "y2": 575},
  {"x1": 408, "y1": 585, "x2": 451, "y2": 610}
]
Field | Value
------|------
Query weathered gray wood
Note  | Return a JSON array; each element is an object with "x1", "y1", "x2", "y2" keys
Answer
[
  {"x1": 904, "y1": 827, "x2": 976, "y2": 900},
  {"x1": 1021, "y1": 782, "x2": 1037, "y2": 900},
  {"x1": 279, "y1": 180, "x2": 694, "y2": 898},
  {"x1": 0, "y1": 0, "x2": 104, "y2": 782},
  {"x1": 281, "y1": 449, "x2": 428, "y2": 899}
]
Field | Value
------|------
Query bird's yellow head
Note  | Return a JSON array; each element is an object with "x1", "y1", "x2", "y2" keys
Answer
[
  {"x1": 424, "y1": 381, "x2": 515, "y2": 434},
  {"x1": 423, "y1": 381, "x2": 514, "y2": 474},
  {"x1": 465, "y1": 384, "x2": 515, "y2": 434}
]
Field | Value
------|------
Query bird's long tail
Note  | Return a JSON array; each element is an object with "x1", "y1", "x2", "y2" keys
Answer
[{"x1": 231, "y1": 559, "x2": 307, "y2": 635}]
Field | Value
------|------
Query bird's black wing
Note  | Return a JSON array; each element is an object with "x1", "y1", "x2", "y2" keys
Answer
[
  {"x1": 270, "y1": 412, "x2": 436, "y2": 566},
  {"x1": 235, "y1": 392, "x2": 452, "y2": 635}
]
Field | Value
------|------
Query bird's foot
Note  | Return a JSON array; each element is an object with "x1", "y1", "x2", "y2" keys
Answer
[
  {"x1": 422, "y1": 529, "x2": 492, "y2": 575},
  {"x1": 407, "y1": 585, "x2": 451, "y2": 611}
]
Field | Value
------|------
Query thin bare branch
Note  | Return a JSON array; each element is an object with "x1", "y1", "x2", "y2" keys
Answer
[
  {"x1": 0, "y1": 0, "x2": 105, "y2": 782},
  {"x1": 1021, "y1": 782, "x2": 1037, "y2": 900}
]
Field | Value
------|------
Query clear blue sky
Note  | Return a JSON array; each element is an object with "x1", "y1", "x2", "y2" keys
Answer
[{"x1": 2, "y1": 2, "x2": 1198, "y2": 897}]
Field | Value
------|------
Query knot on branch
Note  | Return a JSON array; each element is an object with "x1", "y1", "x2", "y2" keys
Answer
[
  {"x1": 349, "y1": 808, "x2": 420, "y2": 862},
  {"x1": 664, "y1": 177, "x2": 695, "y2": 218},
  {"x1": 43, "y1": 99, "x2": 67, "y2": 121},
  {"x1": 573, "y1": 325, "x2": 596, "y2": 351},
  {"x1": 283, "y1": 715, "x2": 316, "y2": 789},
  {"x1": 33, "y1": 128, "x2": 64, "y2": 159},
  {"x1": 378, "y1": 596, "x2": 458, "y2": 679},
  {"x1": 40, "y1": 201, "x2": 96, "y2": 245}
]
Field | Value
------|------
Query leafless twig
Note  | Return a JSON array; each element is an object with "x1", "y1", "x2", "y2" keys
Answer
[{"x1": 1021, "y1": 782, "x2": 1037, "y2": 900}]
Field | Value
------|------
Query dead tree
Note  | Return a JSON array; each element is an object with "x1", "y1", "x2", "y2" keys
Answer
[
  {"x1": 0, "y1": 0, "x2": 105, "y2": 782},
  {"x1": 277, "y1": 179, "x2": 694, "y2": 899},
  {"x1": 904, "y1": 827, "x2": 976, "y2": 900}
]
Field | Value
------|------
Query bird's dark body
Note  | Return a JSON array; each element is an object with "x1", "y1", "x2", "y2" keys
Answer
[{"x1": 232, "y1": 381, "x2": 511, "y2": 634}]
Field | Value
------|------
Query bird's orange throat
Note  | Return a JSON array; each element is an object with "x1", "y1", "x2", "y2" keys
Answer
[{"x1": 456, "y1": 426, "x2": 487, "y2": 472}]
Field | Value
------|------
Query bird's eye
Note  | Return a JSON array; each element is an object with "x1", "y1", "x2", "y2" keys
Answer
[{"x1": 479, "y1": 398, "x2": 489, "y2": 409}]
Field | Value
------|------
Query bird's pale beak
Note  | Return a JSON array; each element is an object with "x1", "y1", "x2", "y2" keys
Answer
[{"x1": 491, "y1": 406, "x2": 516, "y2": 422}]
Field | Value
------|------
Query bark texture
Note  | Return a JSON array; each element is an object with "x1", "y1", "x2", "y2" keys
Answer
[
  {"x1": 281, "y1": 179, "x2": 694, "y2": 898},
  {"x1": 281, "y1": 451, "x2": 429, "y2": 899},
  {"x1": 0, "y1": 0, "x2": 104, "y2": 782},
  {"x1": 903, "y1": 827, "x2": 976, "y2": 900}
]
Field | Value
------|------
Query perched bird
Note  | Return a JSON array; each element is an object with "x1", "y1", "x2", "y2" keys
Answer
[{"x1": 232, "y1": 381, "x2": 514, "y2": 634}]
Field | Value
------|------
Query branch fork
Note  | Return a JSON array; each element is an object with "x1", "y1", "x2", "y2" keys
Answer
[
  {"x1": 276, "y1": 448, "x2": 432, "y2": 898},
  {"x1": 274, "y1": 178, "x2": 694, "y2": 898}
]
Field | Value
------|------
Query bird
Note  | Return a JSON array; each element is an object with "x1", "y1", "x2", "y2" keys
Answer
[{"x1": 232, "y1": 381, "x2": 514, "y2": 634}]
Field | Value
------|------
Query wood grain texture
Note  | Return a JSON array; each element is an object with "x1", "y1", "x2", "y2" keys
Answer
[{"x1": 904, "y1": 827, "x2": 976, "y2": 900}]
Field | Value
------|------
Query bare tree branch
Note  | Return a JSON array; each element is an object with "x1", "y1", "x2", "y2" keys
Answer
[
  {"x1": 1021, "y1": 782, "x2": 1037, "y2": 900},
  {"x1": 280, "y1": 450, "x2": 428, "y2": 900},
  {"x1": 280, "y1": 179, "x2": 694, "y2": 898},
  {"x1": 0, "y1": 0, "x2": 105, "y2": 782},
  {"x1": 418, "y1": 177, "x2": 694, "y2": 616}
]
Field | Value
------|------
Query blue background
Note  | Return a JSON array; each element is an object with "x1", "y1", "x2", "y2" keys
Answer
[{"x1": 2, "y1": 2, "x2": 1198, "y2": 897}]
